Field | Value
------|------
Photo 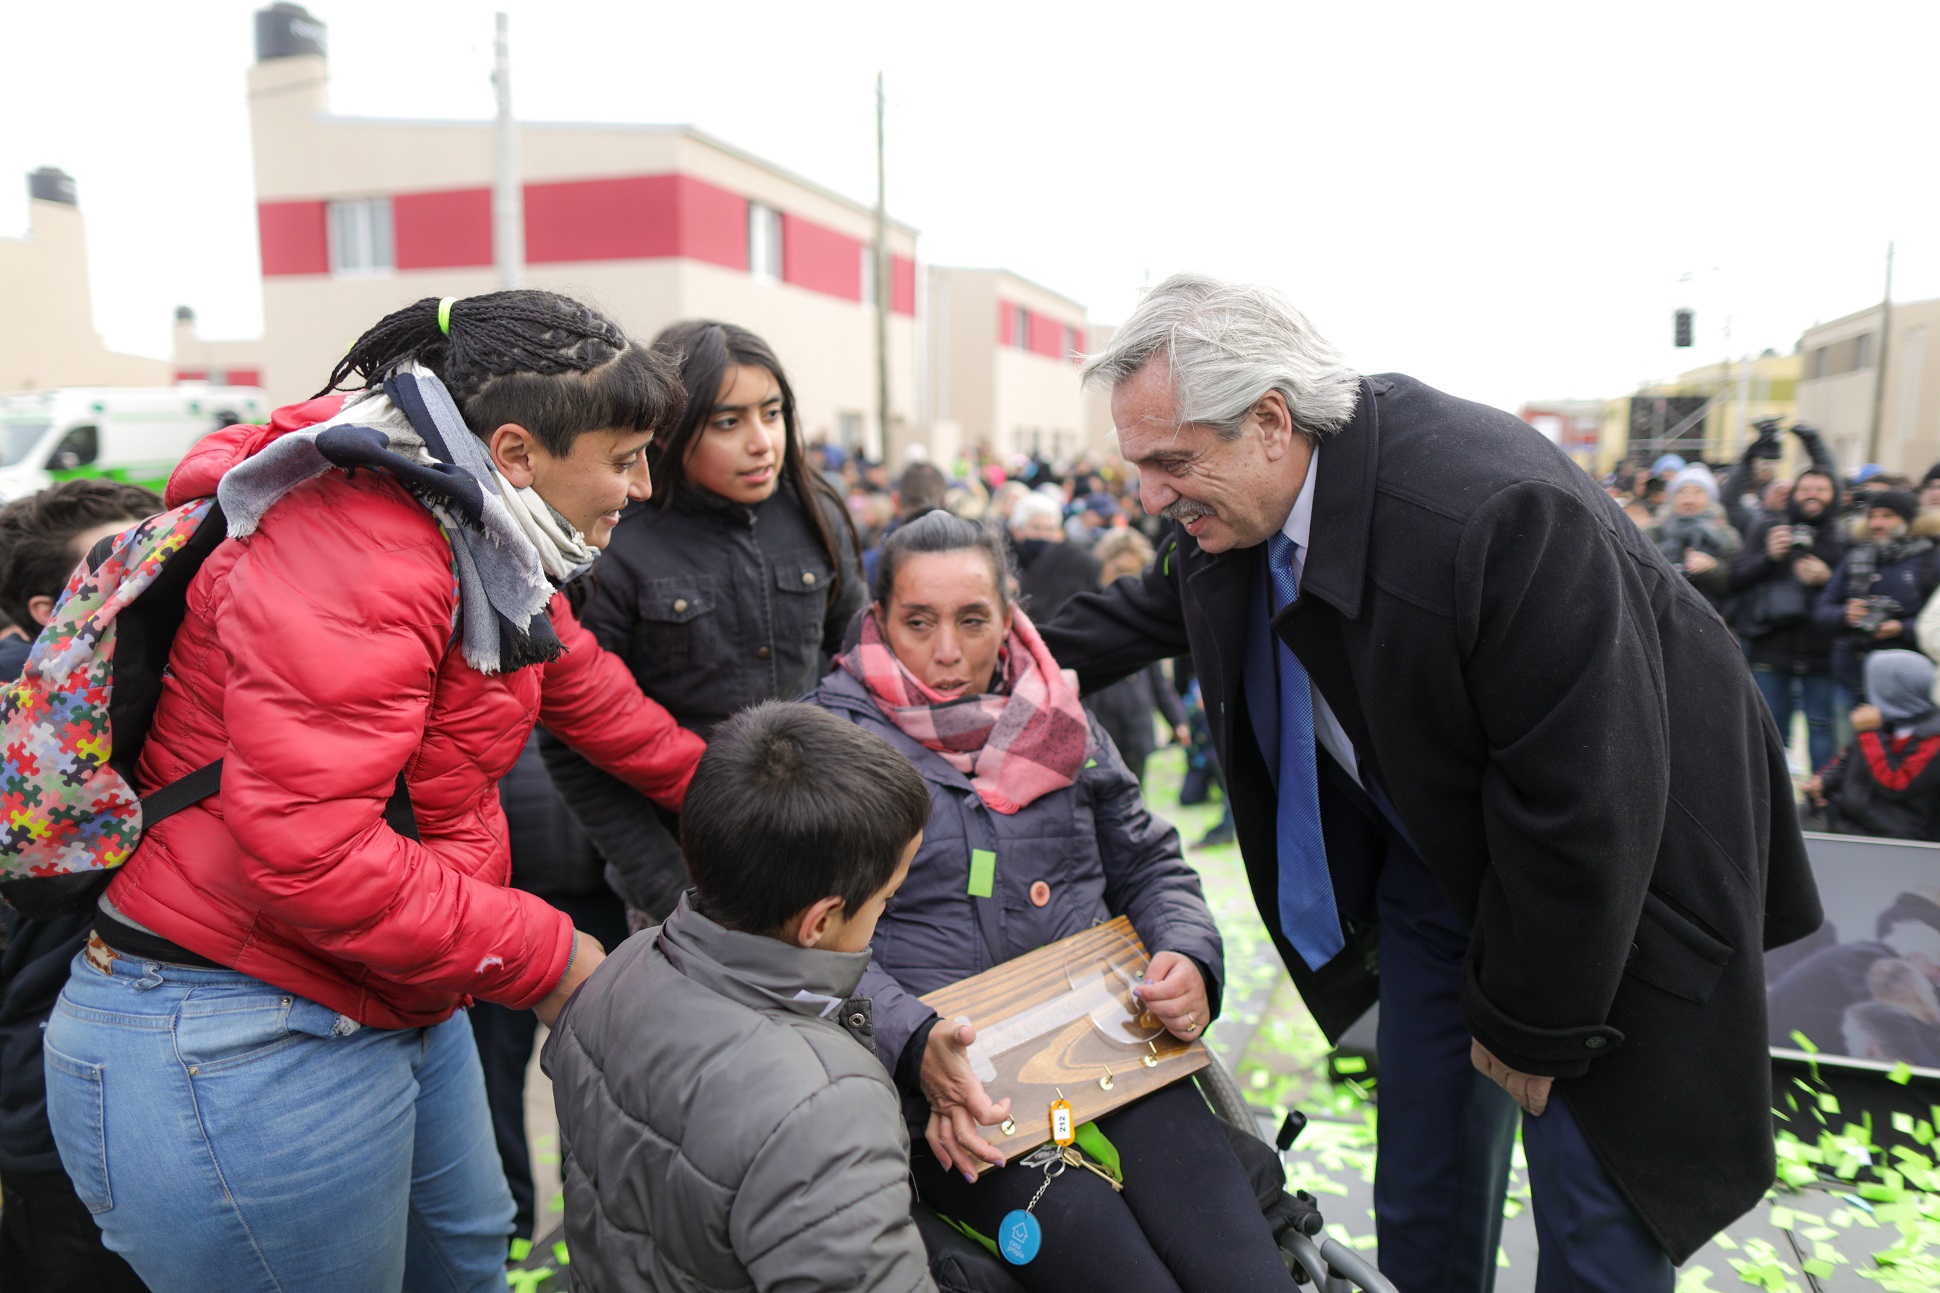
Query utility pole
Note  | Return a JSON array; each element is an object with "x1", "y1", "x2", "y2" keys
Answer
[
  {"x1": 1866, "y1": 241, "x2": 1895, "y2": 468},
  {"x1": 492, "y1": 13, "x2": 524, "y2": 291},
  {"x1": 874, "y1": 73, "x2": 892, "y2": 463}
]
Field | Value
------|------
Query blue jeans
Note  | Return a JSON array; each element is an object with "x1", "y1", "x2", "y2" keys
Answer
[
  {"x1": 1751, "y1": 666, "x2": 1838, "y2": 775},
  {"x1": 43, "y1": 946, "x2": 513, "y2": 1293}
]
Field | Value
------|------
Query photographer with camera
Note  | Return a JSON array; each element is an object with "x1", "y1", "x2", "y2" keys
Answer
[
  {"x1": 1724, "y1": 419, "x2": 1837, "y2": 538},
  {"x1": 1813, "y1": 490, "x2": 1940, "y2": 719},
  {"x1": 1732, "y1": 468, "x2": 1847, "y2": 774}
]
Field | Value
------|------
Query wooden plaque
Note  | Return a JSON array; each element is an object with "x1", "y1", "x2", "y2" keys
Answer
[{"x1": 918, "y1": 915, "x2": 1209, "y2": 1163}]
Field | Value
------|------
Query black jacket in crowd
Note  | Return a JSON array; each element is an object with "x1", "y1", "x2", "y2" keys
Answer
[
  {"x1": 1013, "y1": 537, "x2": 1101, "y2": 623},
  {"x1": 1729, "y1": 507, "x2": 1850, "y2": 673},
  {"x1": 1819, "y1": 730, "x2": 1940, "y2": 842},
  {"x1": 1082, "y1": 660, "x2": 1186, "y2": 778},
  {"x1": 1039, "y1": 374, "x2": 1823, "y2": 1263},
  {"x1": 542, "y1": 479, "x2": 864, "y2": 917}
]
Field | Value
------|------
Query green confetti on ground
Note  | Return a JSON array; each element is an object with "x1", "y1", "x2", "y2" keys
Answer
[{"x1": 509, "y1": 1237, "x2": 533, "y2": 1262}]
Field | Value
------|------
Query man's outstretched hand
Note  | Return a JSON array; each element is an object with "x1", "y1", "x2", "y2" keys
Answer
[{"x1": 1471, "y1": 1039, "x2": 1552, "y2": 1116}]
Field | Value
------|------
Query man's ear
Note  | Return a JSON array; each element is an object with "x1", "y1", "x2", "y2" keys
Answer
[
  {"x1": 27, "y1": 594, "x2": 56, "y2": 628},
  {"x1": 1254, "y1": 390, "x2": 1300, "y2": 462},
  {"x1": 487, "y1": 423, "x2": 544, "y2": 489},
  {"x1": 792, "y1": 896, "x2": 847, "y2": 949}
]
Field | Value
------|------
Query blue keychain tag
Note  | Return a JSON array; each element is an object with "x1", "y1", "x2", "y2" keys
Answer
[{"x1": 999, "y1": 1209, "x2": 1042, "y2": 1265}]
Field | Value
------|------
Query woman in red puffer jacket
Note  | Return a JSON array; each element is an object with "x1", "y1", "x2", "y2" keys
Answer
[{"x1": 42, "y1": 291, "x2": 704, "y2": 1293}]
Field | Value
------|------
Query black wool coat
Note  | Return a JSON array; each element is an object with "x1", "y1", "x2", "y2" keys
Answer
[{"x1": 1039, "y1": 374, "x2": 1823, "y2": 1262}]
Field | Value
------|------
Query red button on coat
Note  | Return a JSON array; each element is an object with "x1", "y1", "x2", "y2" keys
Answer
[{"x1": 1029, "y1": 881, "x2": 1051, "y2": 907}]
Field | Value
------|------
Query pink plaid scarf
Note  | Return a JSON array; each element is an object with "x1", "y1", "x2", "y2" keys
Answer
[{"x1": 839, "y1": 607, "x2": 1090, "y2": 814}]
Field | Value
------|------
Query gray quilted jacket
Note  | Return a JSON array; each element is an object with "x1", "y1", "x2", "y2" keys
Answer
[{"x1": 543, "y1": 896, "x2": 936, "y2": 1293}]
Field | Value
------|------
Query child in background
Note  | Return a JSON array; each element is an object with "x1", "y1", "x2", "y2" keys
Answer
[
  {"x1": 1806, "y1": 650, "x2": 1940, "y2": 841},
  {"x1": 545, "y1": 702, "x2": 938, "y2": 1293}
]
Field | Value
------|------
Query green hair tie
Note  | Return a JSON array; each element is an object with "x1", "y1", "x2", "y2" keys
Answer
[{"x1": 437, "y1": 297, "x2": 456, "y2": 337}]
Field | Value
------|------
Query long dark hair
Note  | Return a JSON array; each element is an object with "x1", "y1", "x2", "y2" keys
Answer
[
  {"x1": 318, "y1": 290, "x2": 684, "y2": 453},
  {"x1": 647, "y1": 319, "x2": 859, "y2": 595}
]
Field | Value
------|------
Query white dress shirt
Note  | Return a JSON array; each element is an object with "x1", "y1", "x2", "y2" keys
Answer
[{"x1": 1278, "y1": 446, "x2": 1364, "y2": 788}]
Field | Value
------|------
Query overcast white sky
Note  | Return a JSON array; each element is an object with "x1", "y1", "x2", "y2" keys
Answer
[{"x1": 4, "y1": 0, "x2": 1937, "y2": 414}]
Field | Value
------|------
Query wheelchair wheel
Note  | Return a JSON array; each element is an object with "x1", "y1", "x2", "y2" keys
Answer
[{"x1": 1196, "y1": 1050, "x2": 1265, "y2": 1139}]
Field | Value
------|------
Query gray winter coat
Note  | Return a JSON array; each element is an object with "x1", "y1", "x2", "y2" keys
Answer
[
  {"x1": 808, "y1": 666, "x2": 1224, "y2": 1087},
  {"x1": 543, "y1": 896, "x2": 935, "y2": 1293}
]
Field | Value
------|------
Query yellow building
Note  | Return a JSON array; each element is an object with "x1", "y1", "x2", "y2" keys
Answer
[{"x1": 1596, "y1": 351, "x2": 1801, "y2": 477}]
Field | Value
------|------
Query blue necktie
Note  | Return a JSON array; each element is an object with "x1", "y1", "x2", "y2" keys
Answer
[{"x1": 1247, "y1": 533, "x2": 1344, "y2": 971}]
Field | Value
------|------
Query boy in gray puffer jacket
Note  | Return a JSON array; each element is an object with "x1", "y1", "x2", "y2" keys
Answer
[{"x1": 544, "y1": 702, "x2": 938, "y2": 1293}]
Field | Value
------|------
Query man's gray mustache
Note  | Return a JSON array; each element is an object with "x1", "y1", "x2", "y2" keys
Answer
[{"x1": 1161, "y1": 501, "x2": 1215, "y2": 523}]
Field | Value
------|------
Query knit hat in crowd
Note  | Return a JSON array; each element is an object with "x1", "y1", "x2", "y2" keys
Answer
[
  {"x1": 1865, "y1": 650, "x2": 1939, "y2": 726},
  {"x1": 1923, "y1": 461, "x2": 1940, "y2": 488},
  {"x1": 1667, "y1": 463, "x2": 1719, "y2": 504},
  {"x1": 1869, "y1": 489, "x2": 1919, "y2": 525}
]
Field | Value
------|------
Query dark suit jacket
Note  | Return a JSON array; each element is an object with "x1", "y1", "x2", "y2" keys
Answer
[{"x1": 1039, "y1": 374, "x2": 1823, "y2": 1261}]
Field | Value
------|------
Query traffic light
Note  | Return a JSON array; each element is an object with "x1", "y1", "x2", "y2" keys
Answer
[{"x1": 1674, "y1": 309, "x2": 1693, "y2": 348}]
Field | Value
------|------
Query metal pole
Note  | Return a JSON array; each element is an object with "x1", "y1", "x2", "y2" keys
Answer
[
  {"x1": 1866, "y1": 241, "x2": 1895, "y2": 468},
  {"x1": 492, "y1": 13, "x2": 524, "y2": 291},
  {"x1": 874, "y1": 73, "x2": 892, "y2": 463}
]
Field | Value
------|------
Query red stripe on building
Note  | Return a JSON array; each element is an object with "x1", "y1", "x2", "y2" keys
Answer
[
  {"x1": 998, "y1": 300, "x2": 1015, "y2": 345},
  {"x1": 227, "y1": 369, "x2": 262, "y2": 388},
  {"x1": 782, "y1": 215, "x2": 862, "y2": 301},
  {"x1": 395, "y1": 188, "x2": 493, "y2": 270},
  {"x1": 891, "y1": 255, "x2": 916, "y2": 316},
  {"x1": 257, "y1": 200, "x2": 329, "y2": 276},
  {"x1": 174, "y1": 370, "x2": 207, "y2": 382},
  {"x1": 674, "y1": 175, "x2": 750, "y2": 271},
  {"x1": 524, "y1": 175, "x2": 679, "y2": 264},
  {"x1": 1028, "y1": 312, "x2": 1067, "y2": 360}
]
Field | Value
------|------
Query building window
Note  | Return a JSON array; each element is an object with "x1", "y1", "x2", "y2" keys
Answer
[
  {"x1": 1807, "y1": 347, "x2": 1827, "y2": 381},
  {"x1": 860, "y1": 243, "x2": 877, "y2": 308},
  {"x1": 837, "y1": 411, "x2": 864, "y2": 450},
  {"x1": 749, "y1": 203, "x2": 784, "y2": 284},
  {"x1": 1856, "y1": 332, "x2": 1876, "y2": 371},
  {"x1": 1013, "y1": 305, "x2": 1031, "y2": 351},
  {"x1": 326, "y1": 197, "x2": 394, "y2": 275},
  {"x1": 1064, "y1": 325, "x2": 1080, "y2": 359}
]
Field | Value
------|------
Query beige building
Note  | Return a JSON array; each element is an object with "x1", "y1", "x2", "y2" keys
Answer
[
  {"x1": 170, "y1": 307, "x2": 264, "y2": 387},
  {"x1": 0, "y1": 168, "x2": 172, "y2": 393},
  {"x1": 925, "y1": 267, "x2": 1099, "y2": 464},
  {"x1": 1796, "y1": 299, "x2": 1940, "y2": 478},
  {"x1": 245, "y1": 5, "x2": 919, "y2": 459}
]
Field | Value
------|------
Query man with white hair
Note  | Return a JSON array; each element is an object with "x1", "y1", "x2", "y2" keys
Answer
[
  {"x1": 1038, "y1": 273, "x2": 1822, "y2": 1291},
  {"x1": 1008, "y1": 489, "x2": 1100, "y2": 621}
]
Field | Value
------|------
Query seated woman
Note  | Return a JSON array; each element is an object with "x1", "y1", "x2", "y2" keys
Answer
[{"x1": 810, "y1": 510, "x2": 1297, "y2": 1293}]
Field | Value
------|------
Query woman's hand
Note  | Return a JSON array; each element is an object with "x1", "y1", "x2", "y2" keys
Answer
[
  {"x1": 1136, "y1": 952, "x2": 1209, "y2": 1041},
  {"x1": 534, "y1": 931, "x2": 606, "y2": 1030},
  {"x1": 920, "y1": 1018, "x2": 1012, "y2": 1178}
]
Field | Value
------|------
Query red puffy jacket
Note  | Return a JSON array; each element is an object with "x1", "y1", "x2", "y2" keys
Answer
[{"x1": 104, "y1": 398, "x2": 705, "y2": 1029}]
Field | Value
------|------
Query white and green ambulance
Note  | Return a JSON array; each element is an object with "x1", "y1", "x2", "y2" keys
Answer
[{"x1": 0, "y1": 385, "x2": 269, "y2": 503}]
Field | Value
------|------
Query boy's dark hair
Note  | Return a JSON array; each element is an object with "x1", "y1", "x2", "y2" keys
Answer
[
  {"x1": 316, "y1": 290, "x2": 686, "y2": 456},
  {"x1": 895, "y1": 462, "x2": 949, "y2": 518},
  {"x1": 682, "y1": 701, "x2": 930, "y2": 935},
  {"x1": 0, "y1": 479, "x2": 163, "y2": 630},
  {"x1": 872, "y1": 508, "x2": 1014, "y2": 610}
]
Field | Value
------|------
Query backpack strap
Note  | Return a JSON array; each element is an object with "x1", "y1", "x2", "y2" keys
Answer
[{"x1": 141, "y1": 760, "x2": 419, "y2": 841}]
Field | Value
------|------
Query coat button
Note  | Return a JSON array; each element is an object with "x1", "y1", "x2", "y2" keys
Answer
[
  {"x1": 673, "y1": 598, "x2": 689, "y2": 613},
  {"x1": 757, "y1": 646, "x2": 772, "y2": 660},
  {"x1": 848, "y1": 1012, "x2": 867, "y2": 1028},
  {"x1": 1584, "y1": 1035, "x2": 1608, "y2": 1050},
  {"x1": 802, "y1": 571, "x2": 817, "y2": 586},
  {"x1": 1030, "y1": 881, "x2": 1051, "y2": 907}
]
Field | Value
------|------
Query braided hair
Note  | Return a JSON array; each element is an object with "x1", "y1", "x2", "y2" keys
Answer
[
  {"x1": 317, "y1": 291, "x2": 684, "y2": 455},
  {"x1": 645, "y1": 319, "x2": 860, "y2": 599}
]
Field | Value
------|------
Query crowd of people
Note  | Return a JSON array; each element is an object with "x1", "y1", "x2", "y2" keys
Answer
[{"x1": 1606, "y1": 419, "x2": 1940, "y2": 841}]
